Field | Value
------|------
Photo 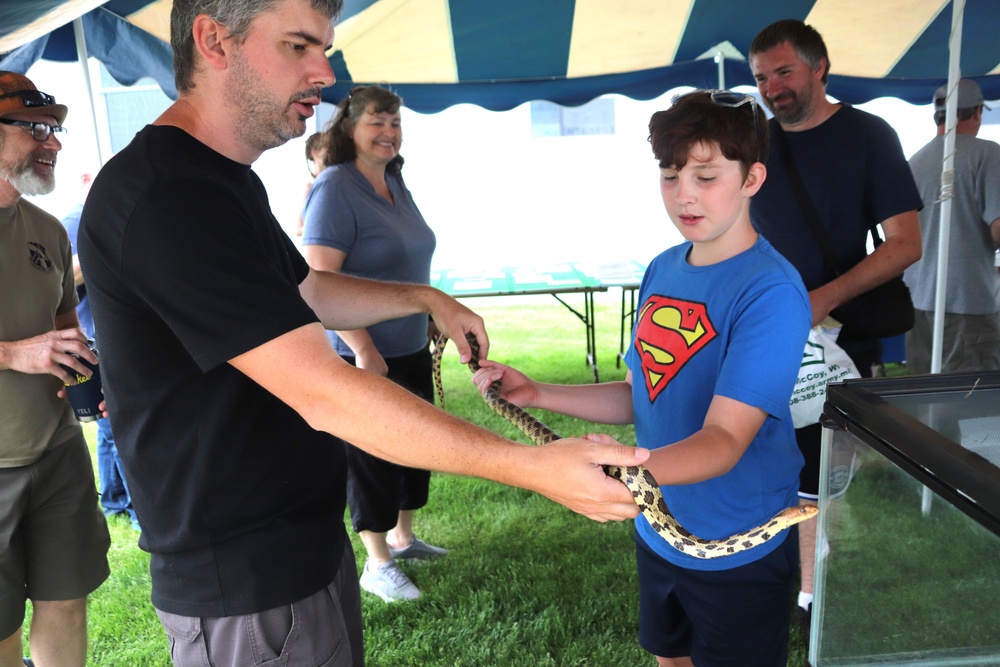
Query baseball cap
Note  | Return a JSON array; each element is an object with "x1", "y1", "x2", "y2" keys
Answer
[
  {"x1": 933, "y1": 78, "x2": 990, "y2": 112},
  {"x1": 0, "y1": 71, "x2": 68, "y2": 125}
]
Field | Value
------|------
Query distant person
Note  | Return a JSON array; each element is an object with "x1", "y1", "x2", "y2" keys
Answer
[
  {"x1": 77, "y1": 1, "x2": 647, "y2": 665},
  {"x1": 61, "y1": 171, "x2": 139, "y2": 530},
  {"x1": 303, "y1": 85, "x2": 444, "y2": 603},
  {"x1": 903, "y1": 78, "x2": 1000, "y2": 373},
  {"x1": 295, "y1": 131, "x2": 325, "y2": 236},
  {"x1": 474, "y1": 90, "x2": 811, "y2": 667},
  {"x1": 748, "y1": 19, "x2": 923, "y2": 635},
  {"x1": 0, "y1": 70, "x2": 110, "y2": 667}
]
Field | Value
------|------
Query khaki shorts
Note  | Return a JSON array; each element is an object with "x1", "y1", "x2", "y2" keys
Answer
[
  {"x1": 906, "y1": 309, "x2": 1000, "y2": 374},
  {"x1": 156, "y1": 543, "x2": 364, "y2": 667},
  {"x1": 0, "y1": 433, "x2": 111, "y2": 638}
]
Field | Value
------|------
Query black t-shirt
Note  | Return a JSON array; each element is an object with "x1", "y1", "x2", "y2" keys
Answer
[
  {"x1": 79, "y1": 125, "x2": 348, "y2": 617},
  {"x1": 751, "y1": 105, "x2": 923, "y2": 291}
]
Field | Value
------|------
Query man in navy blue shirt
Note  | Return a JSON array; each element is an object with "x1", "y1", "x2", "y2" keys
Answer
[{"x1": 748, "y1": 18, "x2": 923, "y2": 638}]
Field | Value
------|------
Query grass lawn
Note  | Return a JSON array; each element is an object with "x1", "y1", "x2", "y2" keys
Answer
[{"x1": 24, "y1": 292, "x2": 811, "y2": 666}]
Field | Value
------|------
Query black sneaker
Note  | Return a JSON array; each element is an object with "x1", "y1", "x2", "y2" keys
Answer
[
  {"x1": 792, "y1": 603, "x2": 812, "y2": 643},
  {"x1": 24, "y1": 659, "x2": 35, "y2": 667}
]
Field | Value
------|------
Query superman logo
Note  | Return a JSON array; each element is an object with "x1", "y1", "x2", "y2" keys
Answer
[{"x1": 633, "y1": 295, "x2": 717, "y2": 400}]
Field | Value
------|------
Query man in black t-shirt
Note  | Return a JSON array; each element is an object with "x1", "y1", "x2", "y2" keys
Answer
[
  {"x1": 748, "y1": 19, "x2": 923, "y2": 638},
  {"x1": 78, "y1": 1, "x2": 649, "y2": 665}
]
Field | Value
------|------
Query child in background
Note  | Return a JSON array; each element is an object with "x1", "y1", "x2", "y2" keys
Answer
[
  {"x1": 472, "y1": 90, "x2": 811, "y2": 666},
  {"x1": 295, "y1": 132, "x2": 326, "y2": 236}
]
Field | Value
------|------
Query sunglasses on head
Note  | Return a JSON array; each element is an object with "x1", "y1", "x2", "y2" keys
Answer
[
  {"x1": 708, "y1": 90, "x2": 762, "y2": 161},
  {"x1": 0, "y1": 89, "x2": 57, "y2": 108},
  {"x1": 674, "y1": 89, "x2": 763, "y2": 162}
]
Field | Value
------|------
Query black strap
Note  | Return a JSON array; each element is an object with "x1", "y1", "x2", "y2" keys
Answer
[{"x1": 772, "y1": 123, "x2": 882, "y2": 278}]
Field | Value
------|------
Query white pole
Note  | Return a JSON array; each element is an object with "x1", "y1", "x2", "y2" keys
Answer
[
  {"x1": 714, "y1": 51, "x2": 725, "y2": 90},
  {"x1": 72, "y1": 17, "x2": 105, "y2": 166},
  {"x1": 921, "y1": 0, "x2": 965, "y2": 518},
  {"x1": 930, "y1": 0, "x2": 965, "y2": 375}
]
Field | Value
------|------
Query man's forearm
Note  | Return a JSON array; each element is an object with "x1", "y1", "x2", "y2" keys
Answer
[
  {"x1": 0, "y1": 341, "x2": 14, "y2": 371},
  {"x1": 300, "y1": 269, "x2": 436, "y2": 331},
  {"x1": 300, "y1": 270, "x2": 486, "y2": 363},
  {"x1": 228, "y1": 323, "x2": 646, "y2": 522},
  {"x1": 815, "y1": 214, "x2": 922, "y2": 314}
]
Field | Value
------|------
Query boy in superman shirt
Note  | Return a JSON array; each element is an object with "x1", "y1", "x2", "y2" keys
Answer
[{"x1": 473, "y1": 90, "x2": 811, "y2": 666}]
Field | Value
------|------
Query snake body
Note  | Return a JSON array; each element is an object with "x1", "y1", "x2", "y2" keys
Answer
[{"x1": 432, "y1": 333, "x2": 817, "y2": 559}]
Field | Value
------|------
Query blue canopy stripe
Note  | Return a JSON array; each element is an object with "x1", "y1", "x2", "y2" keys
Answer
[
  {"x1": 0, "y1": 0, "x2": 101, "y2": 46},
  {"x1": 0, "y1": 0, "x2": 176, "y2": 97},
  {"x1": 2, "y1": 0, "x2": 999, "y2": 112},
  {"x1": 326, "y1": 0, "x2": 1000, "y2": 110}
]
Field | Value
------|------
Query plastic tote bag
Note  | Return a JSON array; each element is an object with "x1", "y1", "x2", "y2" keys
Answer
[{"x1": 790, "y1": 323, "x2": 861, "y2": 428}]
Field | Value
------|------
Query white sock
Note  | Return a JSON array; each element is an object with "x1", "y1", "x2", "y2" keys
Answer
[{"x1": 798, "y1": 592, "x2": 813, "y2": 609}]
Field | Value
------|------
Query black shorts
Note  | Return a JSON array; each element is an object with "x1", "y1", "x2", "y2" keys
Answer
[
  {"x1": 635, "y1": 529, "x2": 798, "y2": 667},
  {"x1": 342, "y1": 348, "x2": 435, "y2": 533}
]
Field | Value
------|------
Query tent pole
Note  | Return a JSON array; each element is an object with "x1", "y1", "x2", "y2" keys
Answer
[
  {"x1": 72, "y1": 17, "x2": 105, "y2": 166},
  {"x1": 920, "y1": 0, "x2": 965, "y2": 518},
  {"x1": 714, "y1": 51, "x2": 725, "y2": 90},
  {"x1": 930, "y1": 0, "x2": 964, "y2": 375}
]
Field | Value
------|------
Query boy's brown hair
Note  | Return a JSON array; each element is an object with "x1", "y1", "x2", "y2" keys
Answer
[{"x1": 648, "y1": 90, "x2": 768, "y2": 179}]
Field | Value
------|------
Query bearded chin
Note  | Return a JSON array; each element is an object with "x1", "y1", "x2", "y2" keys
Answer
[{"x1": 10, "y1": 168, "x2": 55, "y2": 196}]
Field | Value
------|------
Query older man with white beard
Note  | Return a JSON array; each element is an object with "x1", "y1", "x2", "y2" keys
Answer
[{"x1": 0, "y1": 71, "x2": 110, "y2": 667}]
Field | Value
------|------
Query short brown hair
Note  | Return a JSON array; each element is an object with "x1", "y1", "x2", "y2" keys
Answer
[
  {"x1": 750, "y1": 19, "x2": 830, "y2": 84},
  {"x1": 648, "y1": 91, "x2": 768, "y2": 179},
  {"x1": 171, "y1": 0, "x2": 344, "y2": 93}
]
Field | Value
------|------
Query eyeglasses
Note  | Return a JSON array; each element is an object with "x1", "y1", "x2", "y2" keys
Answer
[
  {"x1": 0, "y1": 119, "x2": 67, "y2": 142},
  {"x1": 0, "y1": 89, "x2": 58, "y2": 109},
  {"x1": 706, "y1": 90, "x2": 762, "y2": 161}
]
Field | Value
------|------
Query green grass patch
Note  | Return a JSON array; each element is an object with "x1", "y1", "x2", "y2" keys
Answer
[
  {"x1": 24, "y1": 293, "x2": 811, "y2": 665},
  {"x1": 817, "y1": 453, "x2": 1000, "y2": 663}
]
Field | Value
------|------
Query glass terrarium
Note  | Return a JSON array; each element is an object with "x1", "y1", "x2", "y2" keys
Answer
[{"x1": 812, "y1": 372, "x2": 1000, "y2": 667}]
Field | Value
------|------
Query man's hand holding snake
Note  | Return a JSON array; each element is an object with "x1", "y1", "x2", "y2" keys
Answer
[
  {"x1": 459, "y1": 336, "x2": 818, "y2": 558},
  {"x1": 517, "y1": 437, "x2": 650, "y2": 523},
  {"x1": 471, "y1": 358, "x2": 649, "y2": 522},
  {"x1": 422, "y1": 289, "x2": 489, "y2": 364}
]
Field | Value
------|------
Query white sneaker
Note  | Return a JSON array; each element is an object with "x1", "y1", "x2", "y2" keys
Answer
[{"x1": 360, "y1": 559, "x2": 421, "y2": 602}]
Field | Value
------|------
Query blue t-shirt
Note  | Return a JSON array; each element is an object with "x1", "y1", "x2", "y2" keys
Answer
[
  {"x1": 302, "y1": 163, "x2": 436, "y2": 358},
  {"x1": 61, "y1": 203, "x2": 94, "y2": 339},
  {"x1": 624, "y1": 235, "x2": 810, "y2": 571}
]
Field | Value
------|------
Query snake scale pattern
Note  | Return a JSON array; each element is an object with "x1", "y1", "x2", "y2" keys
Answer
[{"x1": 432, "y1": 333, "x2": 817, "y2": 559}]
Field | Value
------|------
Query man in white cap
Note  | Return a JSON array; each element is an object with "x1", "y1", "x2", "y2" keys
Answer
[
  {"x1": 0, "y1": 71, "x2": 110, "y2": 667},
  {"x1": 904, "y1": 78, "x2": 1000, "y2": 374}
]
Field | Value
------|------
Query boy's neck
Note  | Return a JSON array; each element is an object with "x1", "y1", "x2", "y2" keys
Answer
[{"x1": 688, "y1": 223, "x2": 758, "y2": 266}]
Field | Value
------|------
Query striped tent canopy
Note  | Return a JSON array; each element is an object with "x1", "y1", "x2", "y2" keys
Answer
[
  {"x1": 2, "y1": 0, "x2": 1000, "y2": 112},
  {"x1": 0, "y1": 0, "x2": 175, "y2": 96},
  {"x1": 328, "y1": 0, "x2": 1000, "y2": 111}
]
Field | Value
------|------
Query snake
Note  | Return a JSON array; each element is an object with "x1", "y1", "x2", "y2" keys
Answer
[{"x1": 431, "y1": 333, "x2": 818, "y2": 559}]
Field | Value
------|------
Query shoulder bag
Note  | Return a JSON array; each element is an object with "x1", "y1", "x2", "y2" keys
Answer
[{"x1": 773, "y1": 124, "x2": 914, "y2": 342}]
